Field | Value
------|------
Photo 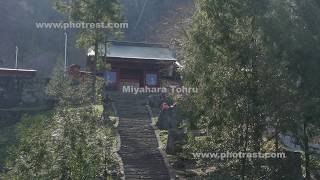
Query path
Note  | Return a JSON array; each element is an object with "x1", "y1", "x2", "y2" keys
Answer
[{"x1": 111, "y1": 93, "x2": 170, "y2": 180}]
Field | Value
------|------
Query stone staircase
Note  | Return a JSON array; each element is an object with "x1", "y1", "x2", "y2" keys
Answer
[{"x1": 110, "y1": 92, "x2": 170, "y2": 180}]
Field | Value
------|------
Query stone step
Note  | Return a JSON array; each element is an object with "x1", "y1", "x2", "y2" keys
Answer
[
  {"x1": 118, "y1": 124, "x2": 151, "y2": 127},
  {"x1": 117, "y1": 111, "x2": 148, "y2": 113},
  {"x1": 118, "y1": 129, "x2": 154, "y2": 132},
  {"x1": 116, "y1": 104, "x2": 146, "y2": 107},
  {"x1": 118, "y1": 119, "x2": 151, "y2": 122},
  {"x1": 124, "y1": 170, "x2": 169, "y2": 176},
  {"x1": 118, "y1": 125, "x2": 152, "y2": 128},
  {"x1": 119, "y1": 150, "x2": 162, "y2": 154},
  {"x1": 121, "y1": 158, "x2": 165, "y2": 162},
  {"x1": 109, "y1": 92, "x2": 170, "y2": 180},
  {"x1": 115, "y1": 106, "x2": 146, "y2": 109},
  {"x1": 116, "y1": 108, "x2": 147, "y2": 111},
  {"x1": 113, "y1": 98, "x2": 146, "y2": 100},
  {"x1": 120, "y1": 142, "x2": 159, "y2": 146},
  {"x1": 117, "y1": 111, "x2": 148, "y2": 115},
  {"x1": 114, "y1": 100, "x2": 147, "y2": 103},
  {"x1": 118, "y1": 122, "x2": 151, "y2": 125},
  {"x1": 121, "y1": 139, "x2": 157, "y2": 143},
  {"x1": 124, "y1": 169, "x2": 170, "y2": 178},
  {"x1": 118, "y1": 116, "x2": 150, "y2": 119},
  {"x1": 124, "y1": 166, "x2": 168, "y2": 171},
  {"x1": 120, "y1": 137, "x2": 158, "y2": 140},
  {"x1": 119, "y1": 134, "x2": 157, "y2": 138},
  {"x1": 118, "y1": 128, "x2": 153, "y2": 131},
  {"x1": 117, "y1": 112, "x2": 149, "y2": 115},
  {"x1": 117, "y1": 110, "x2": 148, "y2": 113},
  {"x1": 124, "y1": 169, "x2": 169, "y2": 175},
  {"x1": 119, "y1": 150, "x2": 161, "y2": 154},
  {"x1": 115, "y1": 105, "x2": 146, "y2": 107},
  {"x1": 118, "y1": 118, "x2": 150, "y2": 120},
  {"x1": 120, "y1": 134, "x2": 156, "y2": 137},
  {"x1": 120, "y1": 145, "x2": 160, "y2": 149},
  {"x1": 125, "y1": 175, "x2": 169, "y2": 180},
  {"x1": 120, "y1": 154, "x2": 164, "y2": 159}
]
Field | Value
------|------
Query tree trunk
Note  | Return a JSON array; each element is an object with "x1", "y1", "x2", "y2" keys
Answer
[
  {"x1": 92, "y1": 41, "x2": 98, "y2": 103},
  {"x1": 304, "y1": 119, "x2": 311, "y2": 180},
  {"x1": 241, "y1": 123, "x2": 249, "y2": 180},
  {"x1": 273, "y1": 124, "x2": 280, "y2": 179},
  {"x1": 275, "y1": 123, "x2": 279, "y2": 152},
  {"x1": 250, "y1": 43, "x2": 262, "y2": 178}
]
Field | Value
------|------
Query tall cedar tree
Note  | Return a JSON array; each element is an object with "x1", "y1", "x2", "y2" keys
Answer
[
  {"x1": 182, "y1": 0, "x2": 320, "y2": 179},
  {"x1": 54, "y1": 0, "x2": 124, "y2": 101}
]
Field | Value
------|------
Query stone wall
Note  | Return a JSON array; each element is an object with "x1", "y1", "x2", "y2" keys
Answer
[
  {"x1": 0, "y1": 76, "x2": 49, "y2": 108},
  {"x1": 0, "y1": 76, "x2": 52, "y2": 168}
]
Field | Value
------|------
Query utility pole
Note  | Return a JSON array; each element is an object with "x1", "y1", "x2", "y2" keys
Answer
[
  {"x1": 64, "y1": 32, "x2": 68, "y2": 73},
  {"x1": 15, "y1": 46, "x2": 18, "y2": 69}
]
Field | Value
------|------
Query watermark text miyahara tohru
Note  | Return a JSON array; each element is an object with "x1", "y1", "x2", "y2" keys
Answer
[{"x1": 122, "y1": 86, "x2": 198, "y2": 94}]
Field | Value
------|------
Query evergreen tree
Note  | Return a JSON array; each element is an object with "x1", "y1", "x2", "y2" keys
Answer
[
  {"x1": 54, "y1": 0, "x2": 124, "y2": 101},
  {"x1": 181, "y1": 0, "x2": 320, "y2": 179},
  {"x1": 3, "y1": 64, "x2": 119, "y2": 179}
]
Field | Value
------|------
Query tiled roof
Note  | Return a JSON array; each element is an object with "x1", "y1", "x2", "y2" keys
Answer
[
  {"x1": 88, "y1": 41, "x2": 176, "y2": 61},
  {"x1": 0, "y1": 68, "x2": 37, "y2": 77}
]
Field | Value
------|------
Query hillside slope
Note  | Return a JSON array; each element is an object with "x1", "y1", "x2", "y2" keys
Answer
[{"x1": 0, "y1": 0, "x2": 194, "y2": 75}]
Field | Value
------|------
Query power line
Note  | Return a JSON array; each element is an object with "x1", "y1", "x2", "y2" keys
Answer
[{"x1": 134, "y1": 0, "x2": 148, "y2": 29}]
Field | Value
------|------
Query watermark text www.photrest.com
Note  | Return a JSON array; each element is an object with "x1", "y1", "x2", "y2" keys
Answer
[
  {"x1": 192, "y1": 152, "x2": 286, "y2": 160},
  {"x1": 35, "y1": 22, "x2": 129, "y2": 30}
]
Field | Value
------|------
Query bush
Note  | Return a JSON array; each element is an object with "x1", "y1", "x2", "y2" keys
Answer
[{"x1": 2, "y1": 64, "x2": 119, "y2": 179}]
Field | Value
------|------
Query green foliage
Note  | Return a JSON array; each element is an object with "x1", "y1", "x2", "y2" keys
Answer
[
  {"x1": 3, "y1": 114, "x2": 52, "y2": 180},
  {"x1": 96, "y1": 76, "x2": 107, "y2": 103},
  {"x1": 45, "y1": 59, "x2": 72, "y2": 100},
  {"x1": 53, "y1": 0, "x2": 124, "y2": 48},
  {"x1": 53, "y1": 0, "x2": 125, "y2": 103},
  {"x1": 181, "y1": 0, "x2": 320, "y2": 179},
  {"x1": 0, "y1": 125, "x2": 16, "y2": 166},
  {"x1": 3, "y1": 63, "x2": 119, "y2": 179},
  {"x1": 46, "y1": 60, "x2": 95, "y2": 107}
]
